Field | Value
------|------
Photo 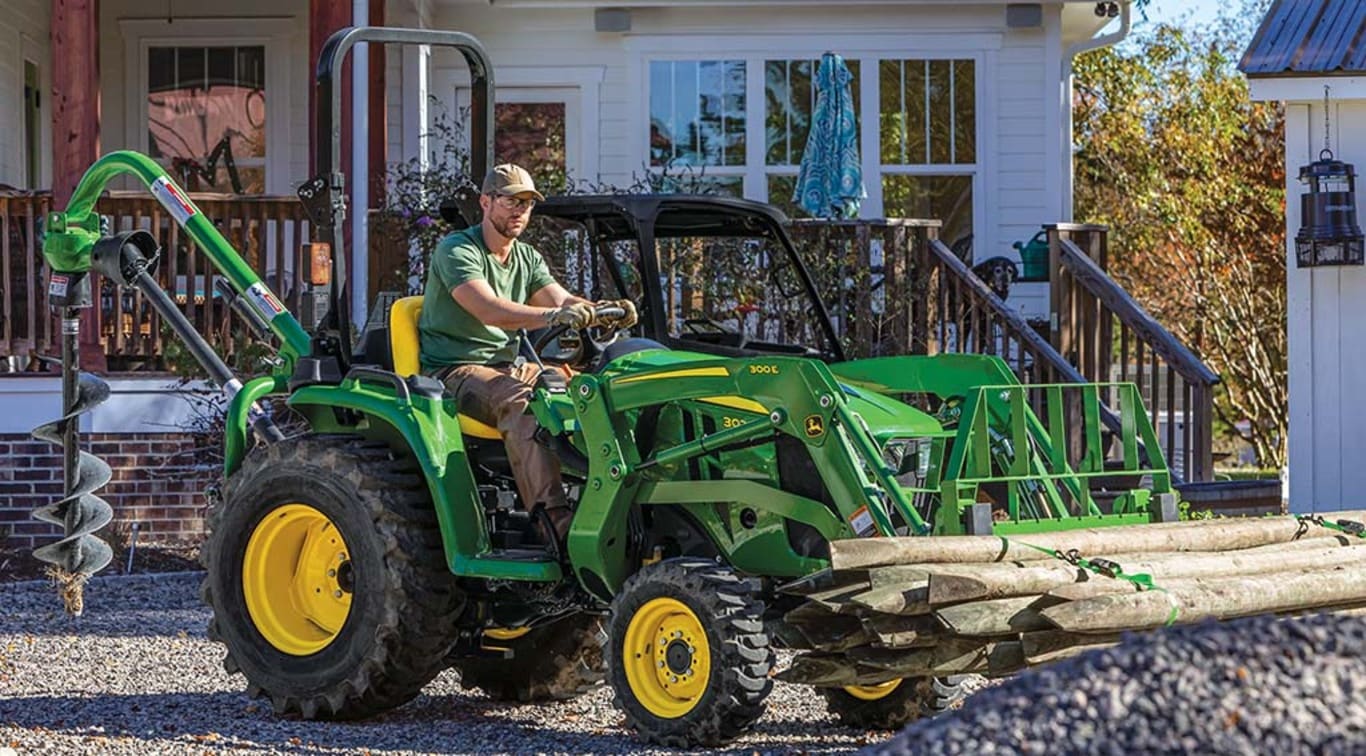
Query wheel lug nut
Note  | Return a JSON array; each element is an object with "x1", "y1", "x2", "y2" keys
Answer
[
  {"x1": 333, "y1": 590, "x2": 343, "y2": 598},
  {"x1": 670, "y1": 675, "x2": 678, "y2": 683},
  {"x1": 327, "y1": 569, "x2": 336, "y2": 577},
  {"x1": 658, "y1": 661, "x2": 665, "y2": 668}
]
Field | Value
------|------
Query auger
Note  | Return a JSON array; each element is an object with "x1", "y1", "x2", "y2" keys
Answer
[{"x1": 35, "y1": 161, "x2": 286, "y2": 614}]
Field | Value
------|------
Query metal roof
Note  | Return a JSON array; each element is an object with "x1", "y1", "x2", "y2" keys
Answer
[{"x1": 1240, "y1": 0, "x2": 1366, "y2": 76}]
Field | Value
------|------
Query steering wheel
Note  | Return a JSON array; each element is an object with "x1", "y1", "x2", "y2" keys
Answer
[{"x1": 532, "y1": 304, "x2": 627, "y2": 370}]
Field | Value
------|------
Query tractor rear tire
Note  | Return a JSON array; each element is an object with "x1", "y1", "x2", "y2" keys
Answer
[
  {"x1": 449, "y1": 613, "x2": 606, "y2": 702},
  {"x1": 820, "y1": 675, "x2": 973, "y2": 730},
  {"x1": 201, "y1": 435, "x2": 465, "y2": 720},
  {"x1": 607, "y1": 558, "x2": 775, "y2": 747}
]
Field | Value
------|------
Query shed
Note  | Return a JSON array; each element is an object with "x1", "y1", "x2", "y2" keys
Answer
[{"x1": 1241, "y1": 0, "x2": 1366, "y2": 512}]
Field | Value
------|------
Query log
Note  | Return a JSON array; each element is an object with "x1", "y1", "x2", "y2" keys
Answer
[
  {"x1": 1019, "y1": 629, "x2": 1122, "y2": 665},
  {"x1": 829, "y1": 515, "x2": 1355, "y2": 570},
  {"x1": 923, "y1": 540, "x2": 1366, "y2": 605},
  {"x1": 776, "y1": 654, "x2": 899, "y2": 687},
  {"x1": 849, "y1": 583, "x2": 931, "y2": 615},
  {"x1": 861, "y1": 614, "x2": 943, "y2": 649},
  {"x1": 777, "y1": 568, "x2": 870, "y2": 596},
  {"x1": 783, "y1": 605, "x2": 874, "y2": 652},
  {"x1": 933, "y1": 594, "x2": 1057, "y2": 637},
  {"x1": 849, "y1": 638, "x2": 1027, "y2": 678},
  {"x1": 807, "y1": 582, "x2": 875, "y2": 614},
  {"x1": 1040, "y1": 564, "x2": 1366, "y2": 633}
]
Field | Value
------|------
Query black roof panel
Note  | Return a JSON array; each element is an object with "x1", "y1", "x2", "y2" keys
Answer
[{"x1": 533, "y1": 194, "x2": 789, "y2": 241}]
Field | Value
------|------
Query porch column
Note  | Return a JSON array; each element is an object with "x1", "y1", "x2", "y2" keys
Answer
[
  {"x1": 308, "y1": 0, "x2": 386, "y2": 324},
  {"x1": 50, "y1": 0, "x2": 104, "y2": 371}
]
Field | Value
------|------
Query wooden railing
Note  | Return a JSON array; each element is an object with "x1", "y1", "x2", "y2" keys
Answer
[
  {"x1": 0, "y1": 191, "x2": 310, "y2": 372},
  {"x1": 0, "y1": 192, "x2": 51, "y2": 368},
  {"x1": 1048, "y1": 225, "x2": 1219, "y2": 482}
]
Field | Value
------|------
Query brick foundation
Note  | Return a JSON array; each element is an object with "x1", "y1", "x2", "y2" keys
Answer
[{"x1": 0, "y1": 432, "x2": 217, "y2": 550}]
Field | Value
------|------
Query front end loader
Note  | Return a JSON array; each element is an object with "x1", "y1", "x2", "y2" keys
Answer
[{"x1": 33, "y1": 25, "x2": 1363, "y2": 750}]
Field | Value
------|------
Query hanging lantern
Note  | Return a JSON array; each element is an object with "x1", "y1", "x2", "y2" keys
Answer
[
  {"x1": 1297, "y1": 87, "x2": 1363, "y2": 268},
  {"x1": 1296, "y1": 151, "x2": 1365, "y2": 267}
]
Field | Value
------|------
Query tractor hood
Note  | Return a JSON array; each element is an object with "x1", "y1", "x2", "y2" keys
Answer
[{"x1": 600, "y1": 346, "x2": 942, "y2": 439}]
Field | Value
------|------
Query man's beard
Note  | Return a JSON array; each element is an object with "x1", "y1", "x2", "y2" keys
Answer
[{"x1": 491, "y1": 213, "x2": 525, "y2": 239}]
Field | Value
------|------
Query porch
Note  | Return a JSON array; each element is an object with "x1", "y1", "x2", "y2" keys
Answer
[{"x1": 0, "y1": 190, "x2": 1220, "y2": 484}]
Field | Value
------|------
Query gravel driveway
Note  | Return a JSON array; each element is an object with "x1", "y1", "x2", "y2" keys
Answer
[{"x1": 0, "y1": 573, "x2": 892, "y2": 755}]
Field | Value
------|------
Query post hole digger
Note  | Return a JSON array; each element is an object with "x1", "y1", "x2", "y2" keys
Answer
[{"x1": 32, "y1": 25, "x2": 1366, "y2": 749}]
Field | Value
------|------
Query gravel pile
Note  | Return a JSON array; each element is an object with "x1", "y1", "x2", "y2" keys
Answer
[
  {"x1": 872, "y1": 612, "x2": 1366, "y2": 756},
  {"x1": 0, "y1": 573, "x2": 886, "y2": 755}
]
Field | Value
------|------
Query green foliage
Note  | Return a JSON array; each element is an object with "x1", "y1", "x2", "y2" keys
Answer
[{"x1": 1073, "y1": 19, "x2": 1287, "y2": 468}]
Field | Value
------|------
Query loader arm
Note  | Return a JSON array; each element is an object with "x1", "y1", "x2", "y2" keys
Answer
[{"x1": 563, "y1": 355, "x2": 930, "y2": 599}]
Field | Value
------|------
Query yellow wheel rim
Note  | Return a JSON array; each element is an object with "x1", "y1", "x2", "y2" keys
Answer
[
  {"x1": 242, "y1": 503, "x2": 353, "y2": 656},
  {"x1": 844, "y1": 678, "x2": 903, "y2": 701},
  {"x1": 484, "y1": 627, "x2": 532, "y2": 641},
  {"x1": 622, "y1": 597, "x2": 711, "y2": 718}
]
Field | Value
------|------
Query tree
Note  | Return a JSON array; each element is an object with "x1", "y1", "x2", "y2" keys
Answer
[{"x1": 1073, "y1": 22, "x2": 1287, "y2": 468}]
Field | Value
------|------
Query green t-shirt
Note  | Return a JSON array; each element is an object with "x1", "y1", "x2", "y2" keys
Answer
[{"x1": 418, "y1": 225, "x2": 557, "y2": 369}]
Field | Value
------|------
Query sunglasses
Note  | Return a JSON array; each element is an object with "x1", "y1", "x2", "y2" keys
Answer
[{"x1": 492, "y1": 194, "x2": 537, "y2": 211}]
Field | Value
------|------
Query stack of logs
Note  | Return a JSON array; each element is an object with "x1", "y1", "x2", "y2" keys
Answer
[{"x1": 777, "y1": 513, "x2": 1366, "y2": 687}]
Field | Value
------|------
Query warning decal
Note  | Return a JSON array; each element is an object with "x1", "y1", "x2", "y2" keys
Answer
[
  {"x1": 245, "y1": 282, "x2": 286, "y2": 322},
  {"x1": 150, "y1": 176, "x2": 198, "y2": 224},
  {"x1": 49, "y1": 273, "x2": 69, "y2": 298},
  {"x1": 850, "y1": 505, "x2": 876, "y2": 537}
]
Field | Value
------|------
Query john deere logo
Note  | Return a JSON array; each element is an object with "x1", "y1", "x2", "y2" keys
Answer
[{"x1": 804, "y1": 415, "x2": 824, "y2": 437}]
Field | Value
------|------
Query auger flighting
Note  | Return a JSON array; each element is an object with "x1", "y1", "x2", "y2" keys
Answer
[{"x1": 32, "y1": 221, "x2": 114, "y2": 615}]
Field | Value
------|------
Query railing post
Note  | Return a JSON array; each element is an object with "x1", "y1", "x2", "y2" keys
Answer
[
  {"x1": 853, "y1": 221, "x2": 873, "y2": 357},
  {"x1": 909, "y1": 222, "x2": 939, "y2": 356}
]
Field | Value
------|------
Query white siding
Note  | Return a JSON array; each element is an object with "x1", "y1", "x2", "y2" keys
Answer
[
  {"x1": 0, "y1": 0, "x2": 49, "y2": 188},
  {"x1": 421, "y1": 1, "x2": 1060, "y2": 313},
  {"x1": 1281, "y1": 99, "x2": 1366, "y2": 513}
]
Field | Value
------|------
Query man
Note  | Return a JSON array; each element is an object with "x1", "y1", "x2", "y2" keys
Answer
[{"x1": 419, "y1": 163, "x2": 637, "y2": 542}]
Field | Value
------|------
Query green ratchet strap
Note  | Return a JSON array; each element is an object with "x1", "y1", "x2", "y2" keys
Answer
[
  {"x1": 1297, "y1": 514, "x2": 1366, "y2": 538},
  {"x1": 1011, "y1": 538, "x2": 1180, "y2": 627}
]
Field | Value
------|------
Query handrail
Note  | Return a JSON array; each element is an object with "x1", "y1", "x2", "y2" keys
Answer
[
  {"x1": 1058, "y1": 240, "x2": 1220, "y2": 386},
  {"x1": 923, "y1": 238, "x2": 1164, "y2": 477},
  {"x1": 926, "y1": 239, "x2": 1085, "y2": 383},
  {"x1": 1052, "y1": 236, "x2": 1219, "y2": 482}
]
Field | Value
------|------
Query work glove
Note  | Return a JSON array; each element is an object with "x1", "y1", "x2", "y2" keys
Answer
[
  {"x1": 545, "y1": 302, "x2": 594, "y2": 329},
  {"x1": 594, "y1": 299, "x2": 639, "y2": 330}
]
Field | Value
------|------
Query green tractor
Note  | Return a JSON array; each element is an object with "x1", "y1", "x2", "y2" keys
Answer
[{"x1": 38, "y1": 27, "x2": 1178, "y2": 747}]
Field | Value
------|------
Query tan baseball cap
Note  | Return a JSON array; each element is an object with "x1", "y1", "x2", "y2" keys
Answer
[{"x1": 481, "y1": 163, "x2": 546, "y2": 201}]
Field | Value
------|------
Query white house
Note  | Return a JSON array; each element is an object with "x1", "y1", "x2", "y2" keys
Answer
[
  {"x1": 1242, "y1": 0, "x2": 1366, "y2": 514},
  {"x1": 0, "y1": 0, "x2": 1132, "y2": 312},
  {"x1": 0, "y1": 0, "x2": 1139, "y2": 544}
]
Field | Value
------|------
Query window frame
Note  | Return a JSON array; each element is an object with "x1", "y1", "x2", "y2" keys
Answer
[
  {"x1": 627, "y1": 34, "x2": 994, "y2": 244},
  {"x1": 121, "y1": 18, "x2": 293, "y2": 194}
]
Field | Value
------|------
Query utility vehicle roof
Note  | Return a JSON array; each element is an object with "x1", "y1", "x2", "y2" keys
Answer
[{"x1": 534, "y1": 194, "x2": 790, "y2": 241}]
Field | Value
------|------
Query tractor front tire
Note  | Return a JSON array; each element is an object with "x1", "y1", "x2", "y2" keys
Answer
[
  {"x1": 607, "y1": 558, "x2": 775, "y2": 747},
  {"x1": 201, "y1": 436, "x2": 465, "y2": 720},
  {"x1": 820, "y1": 675, "x2": 973, "y2": 730},
  {"x1": 449, "y1": 613, "x2": 606, "y2": 702}
]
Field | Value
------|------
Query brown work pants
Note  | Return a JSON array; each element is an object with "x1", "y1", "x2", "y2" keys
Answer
[{"x1": 436, "y1": 362, "x2": 569, "y2": 517}]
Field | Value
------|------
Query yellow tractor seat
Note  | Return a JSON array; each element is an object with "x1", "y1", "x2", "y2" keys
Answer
[{"x1": 389, "y1": 296, "x2": 502, "y2": 441}]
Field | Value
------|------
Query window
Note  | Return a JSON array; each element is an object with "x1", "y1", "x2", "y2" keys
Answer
[
  {"x1": 495, "y1": 102, "x2": 568, "y2": 193},
  {"x1": 642, "y1": 50, "x2": 979, "y2": 240},
  {"x1": 764, "y1": 58, "x2": 861, "y2": 218},
  {"x1": 146, "y1": 45, "x2": 267, "y2": 194},
  {"x1": 649, "y1": 60, "x2": 746, "y2": 171},
  {"x1": 880, "y1": 59, "x2": 976, "y2": 253}
]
